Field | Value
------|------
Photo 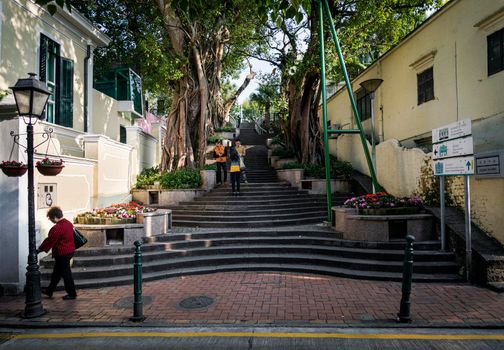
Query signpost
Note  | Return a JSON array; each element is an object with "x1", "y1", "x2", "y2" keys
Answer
[{"x1": 432, "y1": 119, "x2": 473, "y2": 282}]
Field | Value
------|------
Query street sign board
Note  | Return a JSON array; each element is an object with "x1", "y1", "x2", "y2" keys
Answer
[
  {"x1": 434, "y1": 156, "x2": 475, "y2": 176},
  {"x1": 475, "y1": 153, "x2": 502, "y2": 177},
  {"x1": 432, "y1": 119, "x2": 472, "y2": 144},
  {"x1": 432, "y1": 136, "x2": 473, "y2": 160}
]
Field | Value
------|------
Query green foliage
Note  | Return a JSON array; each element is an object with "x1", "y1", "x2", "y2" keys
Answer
[
  {"x1": 207, "y1": 135, "x2": 222, "y2": 144},
  {"x1": 281, "y1": 162, "x2": 304, "y2": 170},
  {"x1": 303, "y1": 164, "x2": 326, "y2": 179},
  {"x1": 215, "y1": 126, "x2": 235, "y2": 132},
  {"x1": 202, "y1": 164, "x2": 217, "y2": 171},
  {"x1": 331, "y1": 159, "x2": 353, "y2": 180},
  {"x1": 159, "y1": 168, "x2": 201, "y2": 189},
  {"x1": 271, "y1": 147, "x2": 296, "y2": 158},
  {"x1": 0, "y1": 90, "x2": 10, "y2": 102},
  {"x1": 134, "y1": 166, "x2": 161, "y2": 189}
]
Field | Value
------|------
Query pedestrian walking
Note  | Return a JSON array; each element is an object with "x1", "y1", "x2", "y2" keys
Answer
[
  {"x1": 37, "y1": 206, "x2": 77, "y2": 300},
  {"x1": 229, "y1": 145, "x2": 241, "y2": 196},
  {"x1": 235, "y1": 138, "x2": 247, "y2": 183},
  {"x1": 214, "y1": 139, "x2": 227, "y2": 185}
]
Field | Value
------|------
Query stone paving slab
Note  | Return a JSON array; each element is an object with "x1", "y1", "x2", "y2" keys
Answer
[{"x1": 0, "y1": 272, "x2": 503, "y2": 328}]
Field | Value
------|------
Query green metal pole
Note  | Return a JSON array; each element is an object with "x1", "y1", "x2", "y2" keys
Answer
[
  {"x1": 397, "y1": 235, "x2": 415, "y2": 323},
  {"x1": 130, "y1": 240, "x2": 145, "y2": 322},
  {"x1": 322, "y1": 0, "x2": 382, "y2": 192},
  {"x1": 318, "y1": 0, "x2": 333, "y2": 223}
]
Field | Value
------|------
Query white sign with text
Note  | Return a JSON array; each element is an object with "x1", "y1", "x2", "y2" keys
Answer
[{"x1": 432, "y1": 119, "x2": 472, "y2": 144}]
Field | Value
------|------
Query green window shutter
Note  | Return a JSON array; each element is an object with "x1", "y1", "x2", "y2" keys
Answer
[
  {"x1": 39, "y1": 35, "x2": 48, "y2": 82},
  {"x1": 58, "y1": 58, "x2": 74, "y2": 127}
]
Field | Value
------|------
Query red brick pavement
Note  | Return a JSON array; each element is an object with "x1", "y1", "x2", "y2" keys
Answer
[{"x1": 0, "y1": 272, "x2": 503, "y2": 326}]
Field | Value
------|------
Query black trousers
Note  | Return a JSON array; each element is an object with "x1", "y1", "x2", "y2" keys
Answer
[
  {"x1": 47, "y1": 253, "x2": 76, "y2": 297},
  {"x1": 216, "y1": 162, "x2": 227, "y2": 184},
  {"x1": 231, "y1": 172, "x2": 240, "y2": 193}
]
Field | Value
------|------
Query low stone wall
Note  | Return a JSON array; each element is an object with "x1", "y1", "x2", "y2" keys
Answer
[
  {"x1": 277, "y1": 169, "x2": 304, "y2": 188},
  {"x1": 132, "y1": 189, "x2": 206, "y2": 206},
  {"x1": 272, "y1": 158, "x2": 297, "y2": 169},
  {"x1": 302, "y1": 179, "x2": 351, "y2": 194},
  {"x1": 332, "y1": 206, "x2": 434, "y2": 242},
  {"x1": 200, "y1": 170, "x2": 216, "y2": 191}
]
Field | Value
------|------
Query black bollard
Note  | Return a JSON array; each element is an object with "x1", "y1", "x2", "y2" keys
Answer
[
  {"x1": 397, "y1": 235, "x2": 415, "y2": 323},
  {"x1": 130, "y1": 240, "x2": 145, "y2": 322}
]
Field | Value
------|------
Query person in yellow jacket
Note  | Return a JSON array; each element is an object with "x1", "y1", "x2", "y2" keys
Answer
[
  {"x1": 214, "y1": 139, "x2": 227, "y2": 185},
  {"x1": 234, "y1": 138, "x2": 247, "y2": 183}
]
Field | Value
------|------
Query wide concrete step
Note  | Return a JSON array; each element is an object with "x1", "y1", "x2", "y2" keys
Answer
[
  {"x1": 172, "y1": 206, "x2": 328, "y2": 216},
  {"x1": 206, "y1": 189, "x2": 305, "y2": 196},
  {"x1": 41, "y1": 251, "x2": 459, "y2": 282},
  {"x1": 172, "y1": 210, "x2": 326, "y2": 222},
  {"x1": 183, "y1": 198, "x2": 342, "y2": 206},
  {"x1": 171, "y1": 203, "x2": 330, "y2": 211},
  {"x1": 47, "y1": 242, "x2": 455, "y2": 269},
  {"x1": 172, "y1": 216, "x2": 327, "y2": 227}
]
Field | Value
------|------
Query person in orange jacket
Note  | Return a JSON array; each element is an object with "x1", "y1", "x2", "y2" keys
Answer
[{"x1": 214, "y1": 139, "x2": 227, "y2": 185}]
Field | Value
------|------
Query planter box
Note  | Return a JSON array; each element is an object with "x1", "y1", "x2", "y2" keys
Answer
[
  {"x1": 132, "y1": 189, "x2": 206, "y2": 207},
  {"x1": 359, "y1": 207, "x2": 421, "y2": 216},
  {"x1": 270, "y1": 155, "x2": 280, "y2": 167},
  {"x1": 301, "y1": 179, "x2": 351, "y2": 194},
  {"x1": 74, "y1": 224, "x2": 145, "y2": 247},
  {"x1": 214, "y1": 131, "x2": 235, "y2": 140},
  {"x1": 332, "y1": 206, "x2": 434, "y2": 242},
  {"x1": 137, "y1": 209, "x2": 172, "y2": 237},
  {"x1": 277, "y1": 168, "x2": 304, "y2": 188},
  {"x1": 200, "y1": 169, "x2": 217, "y2": 191}
]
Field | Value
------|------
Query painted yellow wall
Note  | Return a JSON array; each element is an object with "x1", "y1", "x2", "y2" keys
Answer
[
  {"x1": 0, "y1": 0, "x2": 91, "y2": 131},
  {"x1": 92, "y1": 89, "x2": 133, "y2": 141},
  {"x1": 324, "y1": 0, "x2": 504, "y2": 244}
]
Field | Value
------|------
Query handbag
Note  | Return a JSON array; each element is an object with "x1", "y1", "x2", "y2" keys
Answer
[{"x1": 73, "y1": 228, "x2": 88, "y2": 249}]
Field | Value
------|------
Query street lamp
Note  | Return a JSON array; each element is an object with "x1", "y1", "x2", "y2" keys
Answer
[
  {"x1": 10, "y1": 73, "x2": 51, "y2": 318},
  {"x1": 360, "y1": 78, "x2": 383, "y2": 194}
]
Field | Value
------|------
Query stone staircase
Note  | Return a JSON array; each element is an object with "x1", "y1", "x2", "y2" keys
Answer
[
  {"x1": 39, "y1": 228, "x2": 461, "y2": 289},
  {"x1": 40, "y1": 122, "x2": 463, "y2": 289}
]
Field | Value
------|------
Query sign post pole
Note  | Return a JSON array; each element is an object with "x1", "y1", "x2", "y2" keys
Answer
[
  {"x1": 464, "y1": 175, "x2": 472, "y2": 282},
  {"x1": 440, "y1": 176, "x2": 446, "y2": 251}
]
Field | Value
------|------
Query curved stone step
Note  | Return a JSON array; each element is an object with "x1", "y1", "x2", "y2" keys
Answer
[{"x1": 173, "y1": 216, "x2": 327, "y2": 227}]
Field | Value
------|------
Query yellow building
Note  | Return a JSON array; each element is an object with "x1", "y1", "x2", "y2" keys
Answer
[
  {"x1": 324, "y1": 0, "x2": 504, "y2": 244},
  {"x1": 0, "y1": 0, "x2": 163, "y2": 294}
]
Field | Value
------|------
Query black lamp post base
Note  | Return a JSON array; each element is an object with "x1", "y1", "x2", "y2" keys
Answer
[{"x1": 22, "y1": 307, "x2": 46, "y2": 319}]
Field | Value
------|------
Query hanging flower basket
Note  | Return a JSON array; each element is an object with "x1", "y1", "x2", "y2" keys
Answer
[
  {"x1": 36, "y1": 157, "x2": 64, "y2": 176},
  {"x1": 0, "y1": 160, "x2": 28, "y2": 177}
]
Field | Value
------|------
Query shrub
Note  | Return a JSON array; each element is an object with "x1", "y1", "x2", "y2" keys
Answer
[
  {"x1": 215, "y1": 126, "x2": 235, "y2": 132},
  {"x1": 303, "y1": 163, "x2": 326, "y2": 179},
  {"x1": 271, "y1": 147, "x2": 296, "y2": 158},
  {"x1": 159, "y1": 168, "x2": 201, "y2": 189},
  {"x1": 202, "y1": 164, "x2": 217, "y2": 171},
  {"x1": 135, "y1": 166, "x2": 161, "y2": 189},
  {"x1": 207, "y1": 135, "x2": 221, "y2": 144},
  {"x1": 331, "y1": 159, "x2": 353, "y2": 180},
  {"x1": 271, "y1": 135, "x2": 284, "y2": 145},
  {"x1": 281, "y1": 162, "x2": 305, "y2": 169}
]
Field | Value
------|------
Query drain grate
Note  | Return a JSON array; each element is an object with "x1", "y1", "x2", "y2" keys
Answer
[
  {"x1": 178, "y1": 296, "x2": 214, "y2": 310},
  {"x1": 113, "y1": 296, "x2": 153, "y2": 309}
]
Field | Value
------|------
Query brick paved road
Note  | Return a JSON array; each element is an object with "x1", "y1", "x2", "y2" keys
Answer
[{"x1": 0, "y1": 272, "x2": 503, "y2": 326}]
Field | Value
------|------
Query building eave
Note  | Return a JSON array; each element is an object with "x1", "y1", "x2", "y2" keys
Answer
[{"x1": 54, "y1": 6, "x2": 111, "y2": 47}]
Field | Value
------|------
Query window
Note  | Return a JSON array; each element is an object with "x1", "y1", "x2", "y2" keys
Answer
[
  {"x1": 356, "y1": 89, "x2": 371, "y2": 121},
  {"x1": 417, "y1": 67, "x2": 434, "y2": 105},
  {"x1": 120, "y1": 125, "x2": 127, "y2": 144},
  {"x1": 39, "y1": 34, "x2": 74, "y2": 127},
  {"x1": 488, "y1": 28, "x2": 504, "y2": 76}
]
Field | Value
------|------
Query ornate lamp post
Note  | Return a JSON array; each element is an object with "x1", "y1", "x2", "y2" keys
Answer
[
  {"x1": 10, "y1": 73, "x2": 51, "y2": 318},
  {"x1": 360, "y1": 78, "x2": 383, "y2": 194}
]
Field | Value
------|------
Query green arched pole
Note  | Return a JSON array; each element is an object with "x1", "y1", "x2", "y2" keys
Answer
[{"x1": 318, "y1": 0, "x2": 383, "y2": 221}]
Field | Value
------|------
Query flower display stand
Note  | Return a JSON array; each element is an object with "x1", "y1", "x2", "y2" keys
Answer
[
  {"x1": 332, "y1": 207, "x2": 434, "y2": 242},
  {"x1": 73, "y1": 223, "x2": 145, "y2": 247}
]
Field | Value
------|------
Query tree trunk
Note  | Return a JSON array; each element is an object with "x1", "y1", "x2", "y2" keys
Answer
[{"x1": 193, "y1": 44, "x2": 209, "y2": 168}]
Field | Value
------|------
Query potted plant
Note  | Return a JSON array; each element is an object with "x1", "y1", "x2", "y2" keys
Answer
[
  {"x1": 36, "y1": 157, "x2": 64, "y2": 176},
  {"x1": 344, "y1": 192, "x2": 423, "y2": 215},
  {"x1": 0, "y1": 160, "x2": 28, "y2": 177}
]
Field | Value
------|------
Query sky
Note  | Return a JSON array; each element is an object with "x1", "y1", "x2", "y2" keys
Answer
[{"x1": 235, "y1": 58, "x2": 274, "y2": 104}]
